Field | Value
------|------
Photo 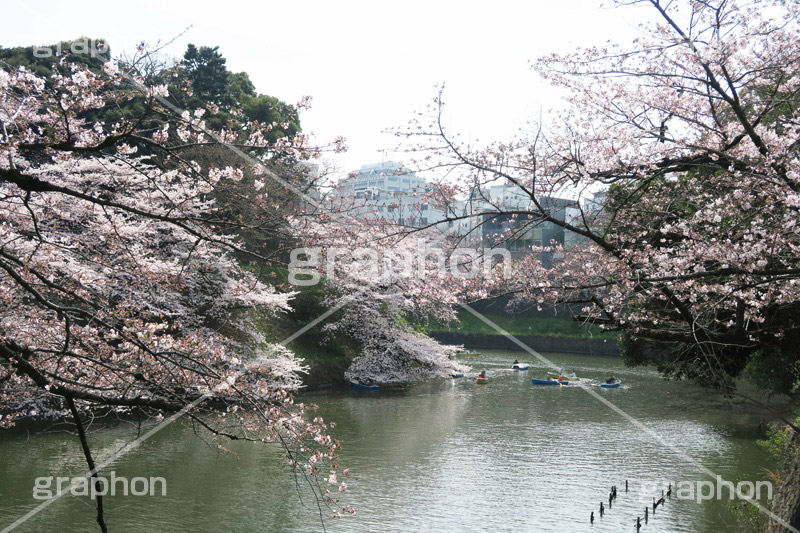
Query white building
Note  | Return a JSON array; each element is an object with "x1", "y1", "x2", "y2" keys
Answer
[
  {"x1": 338, "y1": 161, "x2": 426, "y2": 195},
  {"x1": 331, "y1": 165, "x2": 586, "y2": 263},
  {"x1": 333, "y1": 162, "x2": 450, "y2": 229}
]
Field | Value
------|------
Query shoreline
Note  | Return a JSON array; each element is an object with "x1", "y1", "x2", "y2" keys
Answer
[{"x1": 427, "y1": 331, "x2": 621, "y2": 356}]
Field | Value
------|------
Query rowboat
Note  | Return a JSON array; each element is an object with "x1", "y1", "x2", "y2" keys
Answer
[
  {"x1": 476, "y1": 376, "x2": 489, "y2": 384},
  {"x1": 451, "y1": 373, "x2": 464, "y2": 379},
  {"x1": 531, "y1": 378, "x2": 568, "y2": 386},
  {"x1": 600, "y1": 381, "x2": 622, "y2": 389},
  {"x1": 546, "y1": 372, "x2": 579, "y2": 381},
  {"x1": 349, "y1": 379, "x2": 378, "y2": 391},
  {"x1": 512, "y1": 363, "x2": 530, "y2": 370}
]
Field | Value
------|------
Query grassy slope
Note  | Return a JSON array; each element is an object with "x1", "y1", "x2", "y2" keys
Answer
[{"x1": 424, "y1": 309, "x2": 618, "y2": 339}]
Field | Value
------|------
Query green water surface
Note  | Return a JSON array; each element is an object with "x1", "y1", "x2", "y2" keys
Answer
[{"x1": 0, "y1": 350, "x2": 776, "y2": 532}]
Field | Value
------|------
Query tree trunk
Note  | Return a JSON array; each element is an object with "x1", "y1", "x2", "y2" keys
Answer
[
  {"x1": 767, "y1": 432, "x2": 800, "y2": 533},
  {"x1": 66, "y1": 396, "x2": 108, "y2": 533}
]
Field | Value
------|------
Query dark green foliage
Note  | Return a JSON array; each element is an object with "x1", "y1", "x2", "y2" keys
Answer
[
  {"x1": 0, "y1": 37, "x2": 109, "y2": 76},
  {"x1": 172, "y1": 44, "x2": 300, "y2": 140},
  {"x1": 181, "y1": 44, "x2": 232, "y2": 107},
  {"x1": 425, "y1": 309, "x2": 617, "y2": 339},
  {"x1": 241, "y1": 94, "x2": 300, "y2": 141},
  {"x1": 1, "y1": 39, "x2": 301, "y2": 149},
  {"x1": 228, "y1": 71, "x2": 256, "y2": 101},
  {"x1": 745, "y1": 347, "x2": 800, "y2": 396},
  {"x1": 619, "y1": 332, "x2": 649, "y2": 366},
  {"x1": 758, "y1": 416, "x2": 799, "y2": 468},
  {"x1": 244, "y1": 266, "x2": 359, "y2": 387}
]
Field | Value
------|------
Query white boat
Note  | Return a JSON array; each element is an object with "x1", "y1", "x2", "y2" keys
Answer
[{"x1": 512, "y1": 362, "x2": 530, "y2": 370}]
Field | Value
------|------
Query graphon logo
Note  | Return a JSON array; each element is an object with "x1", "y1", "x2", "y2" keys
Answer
[
  {"x1": 33, "y1": 472, "x2": 166, "y2": 500},
  {"x1": 33, "y1": 39, "x2": 109, "y2": 59},
  {"x1": 288, "y1": 246, "x2": 512, "y2": 286},
  {"x1": 644, "y1": 477, "x2": 773, "y2": 503}
]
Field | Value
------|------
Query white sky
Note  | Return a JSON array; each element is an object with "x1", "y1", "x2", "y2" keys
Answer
[{"x1": 5, "y1": 0, "x2": 647, "y2": 178}]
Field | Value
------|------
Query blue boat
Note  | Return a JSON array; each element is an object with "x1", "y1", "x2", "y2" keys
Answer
[
  {"x1": 600, "y1": 381, "x2": 622, "y2": 389},
  {"x1": 531, "y1": 378, "x2": 568, "y2": 386},
  {"x1": 349, "y1": 379, "x2": 379, "y2": 391},
  {"x1": 451, "y1": 373, "x2": 464, "y2": 379}
]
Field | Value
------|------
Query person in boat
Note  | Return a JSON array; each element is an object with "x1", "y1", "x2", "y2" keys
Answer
[
  {"x1": 605, "y1": 375, "x2": 617, "y2": 384},
  {"x1": 479, "y1": 370, "x2": 486, "y2": 378},
  {"x1": 512, "y1": 360, "x2": 519, "y2": 367}
]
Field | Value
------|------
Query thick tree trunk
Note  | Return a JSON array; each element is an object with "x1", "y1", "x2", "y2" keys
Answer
[{"x1": 767, "y1": 432, "x2": 800, "y2": 533}]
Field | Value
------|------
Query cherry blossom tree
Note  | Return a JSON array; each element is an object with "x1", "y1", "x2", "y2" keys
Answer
[
  {"x1": 397, "y1": 0, "x2": 800, "y2": 392},
  {"x1": 0, "y1": 53, "x2": 351, "y2": 530},
  {"x1": 289, "y1": 217, "x2": 472, "y2": 383}
]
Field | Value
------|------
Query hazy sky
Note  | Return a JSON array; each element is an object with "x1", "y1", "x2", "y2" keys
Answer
[{"x1": 6, "y1": 0, "x2": 646, "y2": 177}]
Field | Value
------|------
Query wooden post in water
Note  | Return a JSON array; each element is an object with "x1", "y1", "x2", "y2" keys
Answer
[
  {"x1": 590, "y1": 511, "x2": 594, "y2": 524},
  {"x1": 600, "y1": 502, "x2": 604, "y2": 518},
  {"x1": 636, "y1": 516, "x2": 642, "y2": 531},
  {"x1": 608, "y1": 493, "x2": 613, "y2": 508},
  {"x1": 653, "y1": 497, "x2": 657, "y2": 513},
  {"x1": 626, "y1": 480, "x2": 628, "y2": 492},
  {"x1": 645, "y1": 507, "x2": 648, "y2": 523},
  {"x1": 667, "y1": 483, "x2": 672, "y2": 499}
]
